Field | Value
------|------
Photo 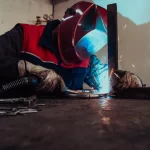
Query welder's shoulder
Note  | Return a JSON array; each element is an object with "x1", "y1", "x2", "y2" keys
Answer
[{"x1": 20, "y1": 23, "x2": 45, "y2": 33}]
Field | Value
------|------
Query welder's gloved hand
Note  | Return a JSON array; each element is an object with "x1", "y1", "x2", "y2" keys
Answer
[
  {"x1": 18, "y1": 60, "x2": 66, "y2": 93},
  {"x1": 110, "y1": 70, "x2": 144, "y2": 93}
]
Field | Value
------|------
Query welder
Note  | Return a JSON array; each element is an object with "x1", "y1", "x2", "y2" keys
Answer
[{"x1": 0, "y1": 1, "x2": 108, "y2": 93}]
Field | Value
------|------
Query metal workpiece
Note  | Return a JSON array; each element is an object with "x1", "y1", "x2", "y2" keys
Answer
[{"x1": 0, "y1": 95, "x2": 45, "y2": 117}]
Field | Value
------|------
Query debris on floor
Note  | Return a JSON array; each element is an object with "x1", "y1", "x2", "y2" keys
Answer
[{"x1": 0, "y1": 95, "x2": 45, "y2": 117}]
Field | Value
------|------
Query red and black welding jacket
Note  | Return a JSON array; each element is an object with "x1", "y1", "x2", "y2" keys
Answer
[{"x1": 20, "y1": 20, "x2": 90, "y2": 90}]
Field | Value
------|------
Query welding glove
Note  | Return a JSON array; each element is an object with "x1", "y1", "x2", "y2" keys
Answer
[
  {"x1": 110, "y1": 70, "x2": 145, "y2": 93},
  {"x1": 18, "y1": 60, "x2": 66, "y2": 92}
]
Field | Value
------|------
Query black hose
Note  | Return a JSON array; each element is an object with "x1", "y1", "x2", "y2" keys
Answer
[{"x1": 0, "y1": 76, "x2": 39, "y2": 94}]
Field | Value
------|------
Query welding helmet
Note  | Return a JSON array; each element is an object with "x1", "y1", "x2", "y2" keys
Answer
[{"x1": 58, "y1": 1, "x2": 107, "y2": 65}]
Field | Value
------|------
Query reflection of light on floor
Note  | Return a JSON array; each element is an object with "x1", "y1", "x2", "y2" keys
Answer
[
  {"x1": 97, "y1": 99, "x2": 111, "y2": 125},
  {"x1": 101, "y1": 99, "x2": 109, "y2": 107},
  {"x1": 120, "y1": 55, "x2": 122, "y2": 58},
  {"x1": 101, "y1": 98, "x2": 111, "y2": 110},
  {"x1": 102, "y1": 117, "x2": 110, "y2": 125}
]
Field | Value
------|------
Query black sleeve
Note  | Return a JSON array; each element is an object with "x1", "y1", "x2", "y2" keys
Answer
[
  {"x1": 39, "y1": 20, "x2": 61, "y2": 62},
  {"x1": 0, "y1": 24, "x2": 23, "y2": 84}
]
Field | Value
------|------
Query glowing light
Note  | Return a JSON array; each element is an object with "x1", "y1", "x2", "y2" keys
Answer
[
  {"x1": 99, "y1": 68, "x2": 109, "y2": 93},
  {"x1": 91, "y1": 64, "x2": 109, "y2": 94},
  {"x1": 76, "y1": 9, "x2": 83, "y2": 15},
  {"x1": 75, "y1": 15, "x2": 108, "y2": 93},
  {"x1": 123, "y1": 24, "x2": 127, "y2": 29},
  {"x1": 62, "y1": 16, "x2": 73, "y2": 21},
  {"x1": 114, "y1": 73, "x2": 120, "y2": 79},
  {"x1": 100, "y1": 99, "x2": 110, "y2": 108},
  {"x1": 78, "y1": 23, "x2": 82, "y2": 26},
  {"x1": 84, "y1": 58, "x2": 109, "y2": 94},
  {"x1": 102, "y1": 117, "x2": 110, "y2": 125},
  {"x1": 102, "y1": 56, "x2": 107, "y2": 63},
  {"x1": 132, "y1": 64, "x2": 135, "y2": 67}
]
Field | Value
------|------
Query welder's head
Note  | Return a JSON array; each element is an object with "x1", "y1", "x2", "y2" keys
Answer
[{"x1": 58, "y1": 1, "x2": 107, "y2": 65}]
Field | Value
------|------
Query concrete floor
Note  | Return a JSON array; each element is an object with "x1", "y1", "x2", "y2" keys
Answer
[{"x1": 0, "y1": 98, "x2": 150, "y2": 150}]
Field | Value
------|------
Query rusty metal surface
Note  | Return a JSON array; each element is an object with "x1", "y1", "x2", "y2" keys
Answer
[{"x1": 0, "y1": 98, "x2": 150, "y2": 150}]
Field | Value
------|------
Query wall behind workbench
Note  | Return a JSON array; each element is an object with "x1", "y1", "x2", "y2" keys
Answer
[
  {"x1": 0, "y1": 0, "x2": 52, "y2": 35},
  {"x1": 54, "y1": 0, "x2": 150, "y2": 86}
]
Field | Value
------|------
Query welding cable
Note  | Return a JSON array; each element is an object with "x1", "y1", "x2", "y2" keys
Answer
[{"x1": 0, "y1": 76, "x2": 39, "y2": 94}]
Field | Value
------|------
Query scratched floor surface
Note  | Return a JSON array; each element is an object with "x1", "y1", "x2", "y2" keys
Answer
[{"x1": 0, "y1": 98, "x2": 150, "y2": 150}]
